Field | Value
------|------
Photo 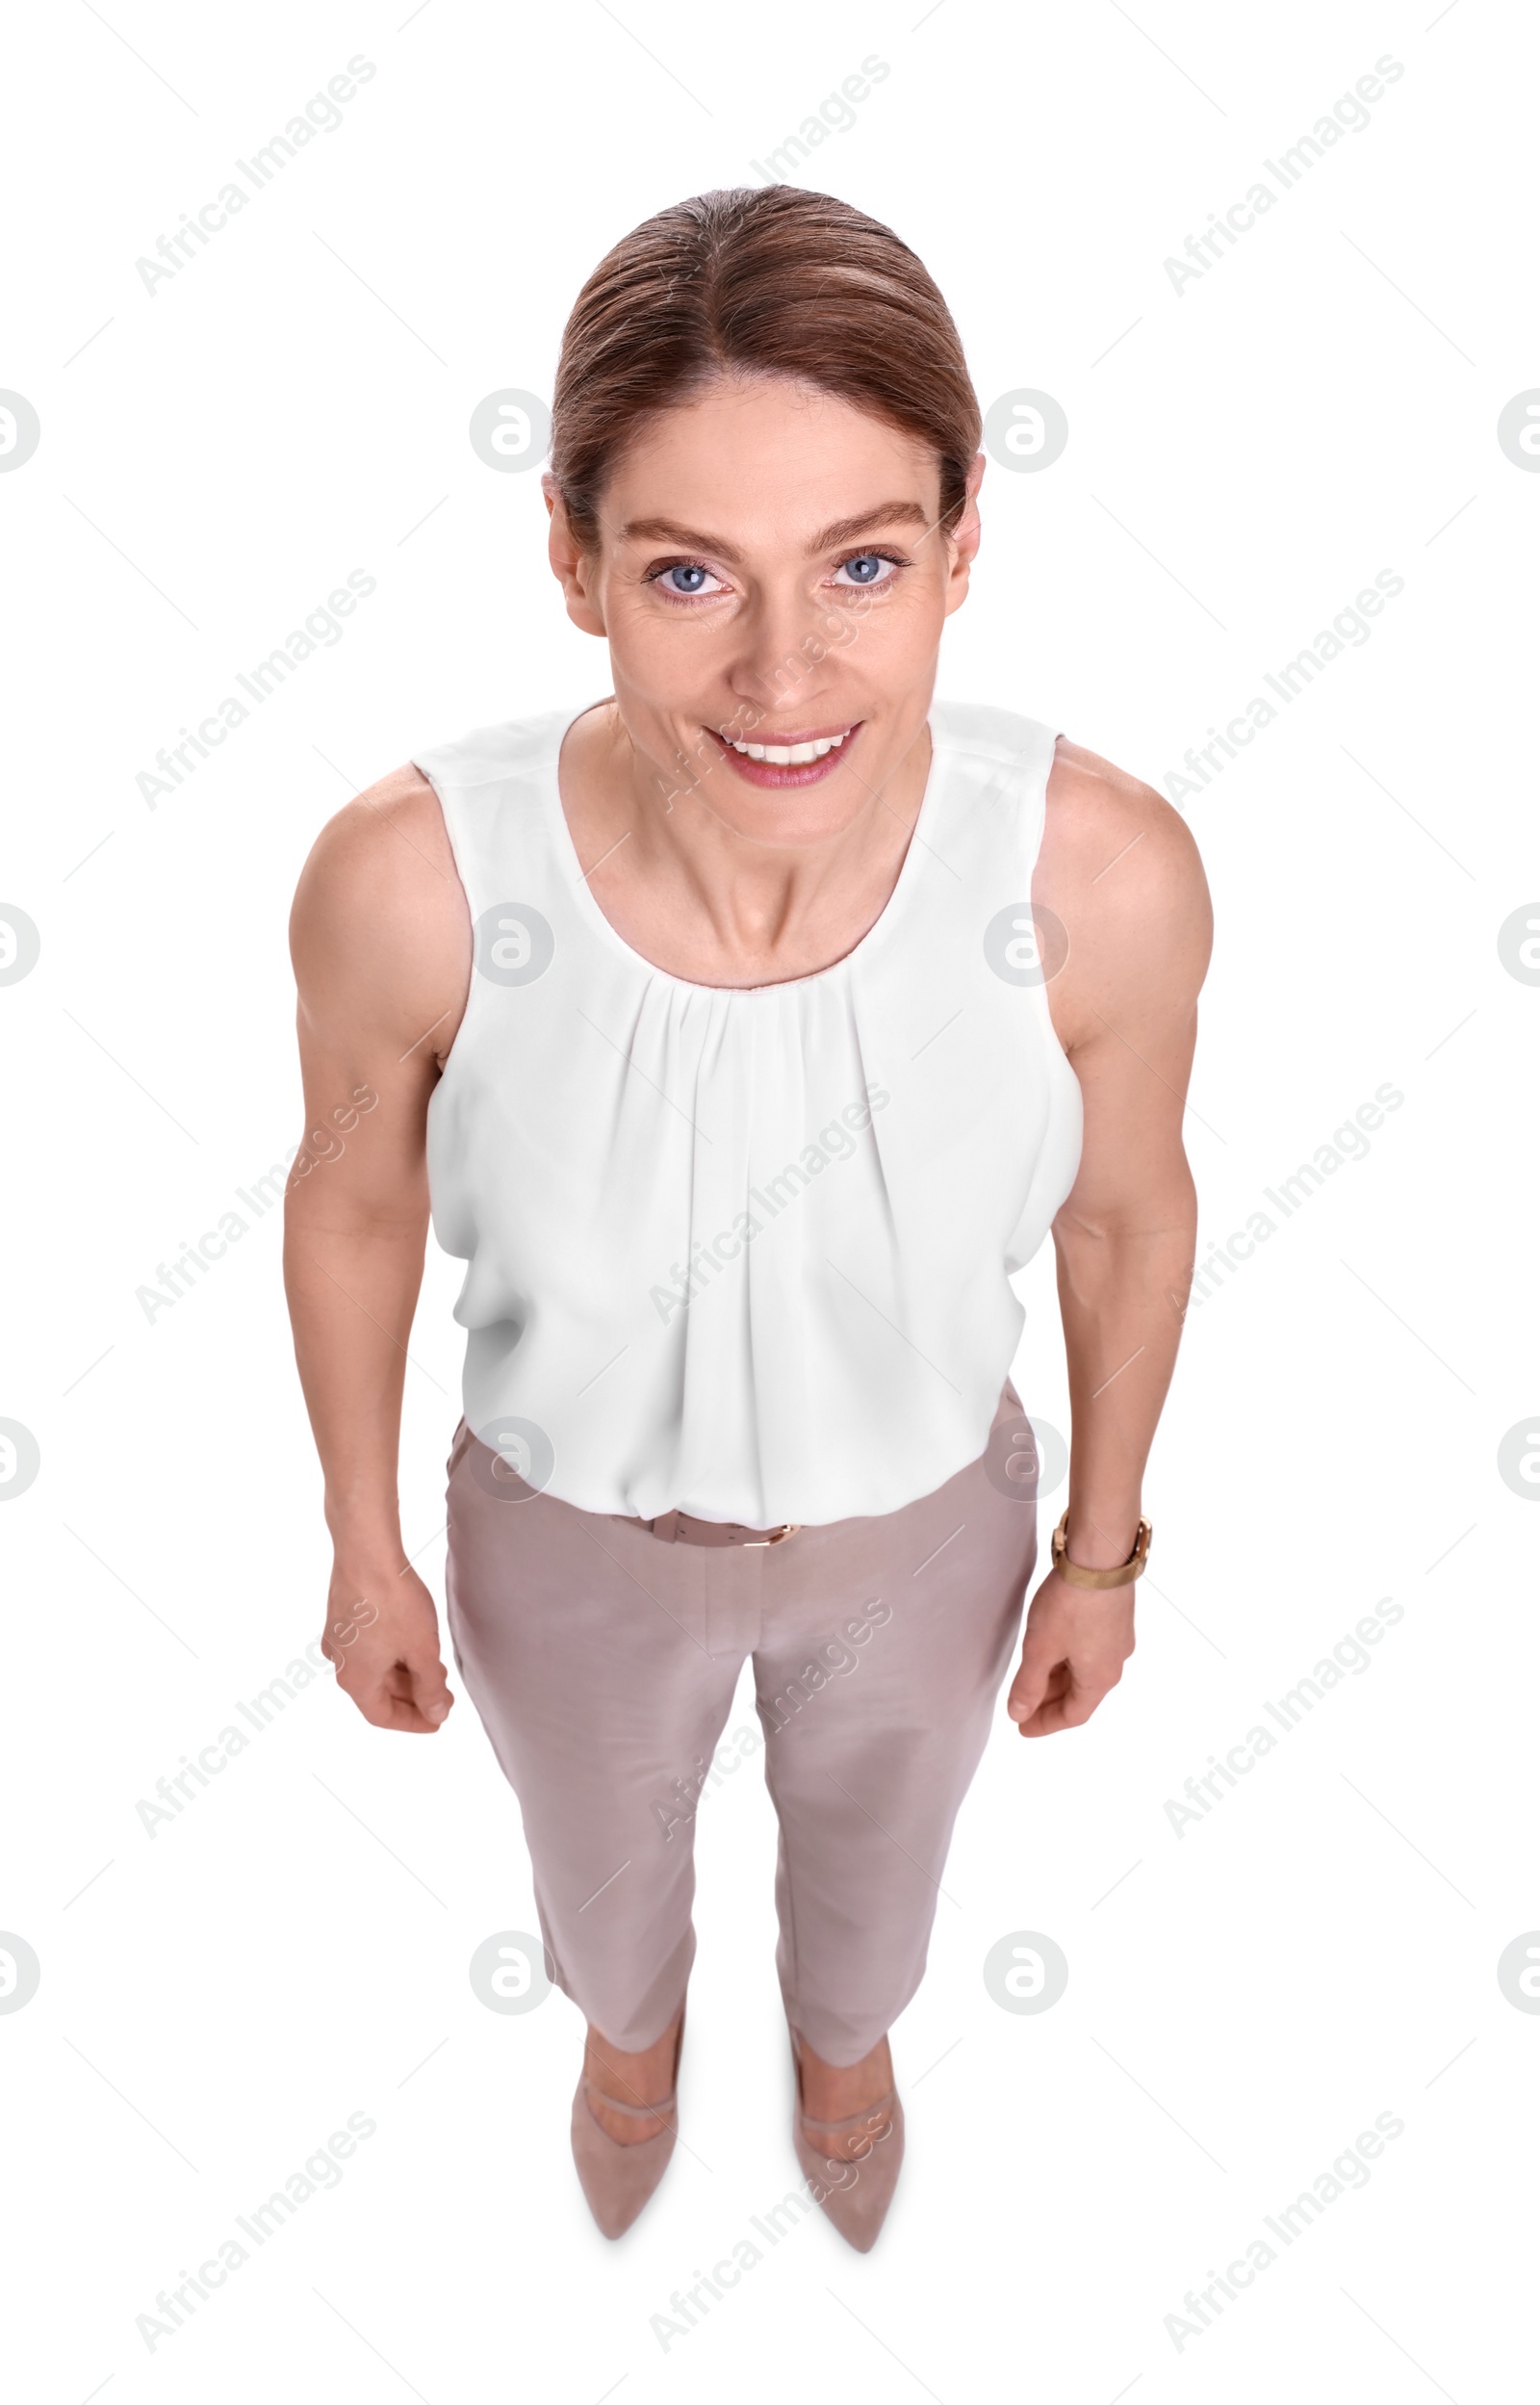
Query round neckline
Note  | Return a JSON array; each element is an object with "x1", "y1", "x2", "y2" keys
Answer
[{"x1": 545, "y1": 697, "x2": 944, "y2": 997}]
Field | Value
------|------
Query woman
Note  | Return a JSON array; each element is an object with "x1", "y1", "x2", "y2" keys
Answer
[{"x1": 284, "y1": 185, "x2": 1210, "y2": 2250}]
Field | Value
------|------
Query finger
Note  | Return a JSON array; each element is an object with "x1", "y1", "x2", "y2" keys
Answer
[
  {"x1": 1006, "y1": 1675, "x2": 1042, "y2": 1725},
  {"x1": 1007, "y1": 1640, "x2": 1064, "y2": 1725},
  {"x1": 378, "y1": 1658, "x2": 452, "y2": 1732},
  {"x1": 1016, "y1": 1658, "x2": 1085, "y2": 1733},
  {"x1": 408, "y1": 1651, "x2": 454, "y2": 1727},
  {"x1": 338, "y1": 1656, "x2": 450, "y2": 1734},
  {"x1": 365, "y1": 1681, "x2": 441, "y2": 1733},
  {"x1": 1017, "y1": 1679, "x2": 1110, "y2": 1737}
]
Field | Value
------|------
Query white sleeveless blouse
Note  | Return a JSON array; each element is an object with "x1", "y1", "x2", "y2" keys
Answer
[{"x1": 416, "y1": 698, "x2": 1083, "y2": 1527}]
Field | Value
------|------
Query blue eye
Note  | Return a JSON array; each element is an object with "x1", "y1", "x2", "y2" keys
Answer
[
  {"x1": 656, "y1": 563, "x2": 720, "y2": 596},
  {"x1": 835, "y1": 553, "x2": 897, "y2": 587}
]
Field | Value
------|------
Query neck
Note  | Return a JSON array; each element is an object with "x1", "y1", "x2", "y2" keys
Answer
[
  {"x1": 558, "y1": 697, "x2": 936, "y2": 987},
  {"x1": 666, "y1": 736, "x2": 926, "y2": 969}
]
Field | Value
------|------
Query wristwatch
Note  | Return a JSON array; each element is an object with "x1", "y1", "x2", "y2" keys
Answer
[{"x1": 1050, "y1": 1510, "x2": 1151, "y2": 1590}]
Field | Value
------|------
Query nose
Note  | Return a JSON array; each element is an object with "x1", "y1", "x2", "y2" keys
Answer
[{"x1": 726, "y1": 578, "x2": 851, "y2": 728}]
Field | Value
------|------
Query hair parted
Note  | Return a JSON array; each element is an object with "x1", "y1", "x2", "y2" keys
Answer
[{"x1": 549, "y1": 186, "x2": 982, "y2": 549}]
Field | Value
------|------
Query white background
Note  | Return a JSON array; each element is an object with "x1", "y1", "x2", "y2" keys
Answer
[{"x1": 2, "y1": 0, "x2": 1535, "y2": 2397}]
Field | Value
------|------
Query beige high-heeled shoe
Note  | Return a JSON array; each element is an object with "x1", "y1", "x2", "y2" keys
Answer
[
  {"x1": 789, "y1": 2028, "x2": 905, "y2": 2252},
  {"x1": 571, "y1": 2006, "x2": 684, "y2": 2240}
]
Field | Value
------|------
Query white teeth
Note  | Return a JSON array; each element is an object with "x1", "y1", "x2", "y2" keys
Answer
[{"x1": 728, "y1": 728, "x2": 853, "y2": 765}]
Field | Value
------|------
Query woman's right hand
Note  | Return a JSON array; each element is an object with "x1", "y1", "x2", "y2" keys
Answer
[{"x1": 322, "y1": 1560, "x2": 455, "y2": 1733}]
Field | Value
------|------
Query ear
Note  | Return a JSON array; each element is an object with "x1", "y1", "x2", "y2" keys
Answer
[
  {"x1": 941, "y1": 451, "x2": 986, "y2": 617},
  {"x1": 542, "y1": 474, "x2": 606, "y2": 639}
]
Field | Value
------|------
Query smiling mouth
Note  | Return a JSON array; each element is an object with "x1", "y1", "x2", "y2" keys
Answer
[
  {"x1": 706, "y1": 721, "x2": 862, "y2": 785},
  {"x1": 725, "y1": 726, "x2": 855, "y2": 765}
]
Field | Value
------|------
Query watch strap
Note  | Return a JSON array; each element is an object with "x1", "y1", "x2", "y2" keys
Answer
[{"x1": 1050, "y1": 1510, "x2": 1151, "y2": 1590}]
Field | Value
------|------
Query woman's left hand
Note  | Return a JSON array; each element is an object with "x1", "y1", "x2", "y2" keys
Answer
[{"x1": 1006, "y1": 1570, "x2": 1136, "y2": 1736}]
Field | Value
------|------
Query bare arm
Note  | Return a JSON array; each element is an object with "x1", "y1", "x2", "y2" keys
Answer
[
  {"x1": 1008, "y1": 740, "x2": 1212, "y2": 1736},
  {"x1": 284, "y1": 765, "x2": 470, "y2": 1731}
]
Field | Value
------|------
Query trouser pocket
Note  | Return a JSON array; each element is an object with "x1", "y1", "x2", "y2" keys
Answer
[{"x1": 445, "y1": 1415, "x2": 473, "y2": 1484}]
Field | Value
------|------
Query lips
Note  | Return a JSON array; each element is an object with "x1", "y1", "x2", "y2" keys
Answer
[{"x1": 706, "y1": 721, "x2": 863, "y2": 789}]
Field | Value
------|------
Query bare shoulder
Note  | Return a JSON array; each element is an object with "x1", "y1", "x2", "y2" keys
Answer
[
  {"x1": 1036, "y1": 737, "x2": 1212, "y2": 1048},
  {"x1": 291, "y1": 763, "x2": 470, "y2": 1061},
  {"x1": 1040, "y1": 737, "x2": 1208, "y2": 919}
]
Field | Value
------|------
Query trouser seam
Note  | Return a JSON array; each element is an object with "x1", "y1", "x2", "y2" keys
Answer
[{"x1": 757, "y1": 1692, "x2": 805, "y2": 2038}]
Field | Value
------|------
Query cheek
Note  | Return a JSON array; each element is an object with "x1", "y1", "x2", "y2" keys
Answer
[
  {"x1": 835, "y1": 570, "x2": 950, "y2": 672},
  {"x1": 605, "y1": 591, "x2": 724, "y2": 699},
  {"x1": 602, "y1": 637, "x2": 728, "y2": 795}
]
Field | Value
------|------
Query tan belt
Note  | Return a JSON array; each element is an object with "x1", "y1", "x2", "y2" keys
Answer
[{"x1": 627, "y1": 1509, "x2": 801, "y2": 1547}]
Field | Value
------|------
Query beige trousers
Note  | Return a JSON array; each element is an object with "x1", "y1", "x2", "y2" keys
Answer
[{"x1": 444, "y1": 1382, "x2": 1039, "y2": 2066}]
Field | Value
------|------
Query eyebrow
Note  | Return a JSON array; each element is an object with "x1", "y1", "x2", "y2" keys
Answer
[{"x1": 616, "y1": 502, "x2": 933, "y2": 563}]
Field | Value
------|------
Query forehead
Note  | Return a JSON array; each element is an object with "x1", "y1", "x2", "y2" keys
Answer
[{"x1": 601, "y1": 375, "x2": 939, "y2": 550}]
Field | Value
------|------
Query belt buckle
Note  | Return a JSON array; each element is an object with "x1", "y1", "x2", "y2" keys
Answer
[{"x1": 746, "y1": 1522, "x2": 800, "y2": 1546}]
